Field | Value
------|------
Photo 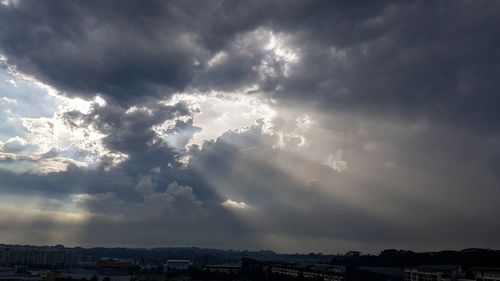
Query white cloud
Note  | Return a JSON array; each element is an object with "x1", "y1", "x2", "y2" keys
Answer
[
  {"x1": 261, "y1": 112, "x2": 314, "y2": 149},
  {"x1": 207, "y1": 51, "x2": 228, "y2": 67},
  {"x1": 262, "y1": 30, "x2": 300, "y2": 77},
  {"x1": 5, "y1": 79, "x2": 17, "y2": 87},
  {"x1": 71, "y1": 192, "x2": 117, "y2": 204},
  {"x1": 324, "y1": 150, "x2": 348, "y2": 172},
  {"x1": 1, "y1": 96, "x2": 16, "y2": 105},
  {"x1": 0, "y1": 152, "x2": 86, "y2": 175},
  {"x1": 0, "y1": 64, "x2": 125, "y2": 174},
  {"x1": 165, "y1": 91, "x2": 276, "y2": 148},
  {"x1": 222, "y1": 199, "x2": 249, "y2": 210},
  {"x1": 237, "y1": 28, "x2": 300, "y2": 79},
  {"x1": 135, "y1": 178, "x2": 202, "y2": 209},
  {"x1": 0, "y1": 0, "x2": 19, "y2": 7}
]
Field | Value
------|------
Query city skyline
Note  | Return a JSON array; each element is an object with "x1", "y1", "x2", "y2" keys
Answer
[{"x1": 0, "y1": 0, "x2": 499, "y2": 253}]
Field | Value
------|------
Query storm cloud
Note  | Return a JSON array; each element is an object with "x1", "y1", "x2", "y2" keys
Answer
[{"x1": 0, "y1": 0, "x2": 499, "y2": 253}]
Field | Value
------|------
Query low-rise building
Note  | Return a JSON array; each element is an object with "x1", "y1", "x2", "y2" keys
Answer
[
  {"x1": 203, "y1": 263, "x2": 241, "y2": 274},
  {"x1": 264, "y1": 263, "x2": 345, "y2": 281},
  {"x1": 0, "y1": 247, "x2": 75, "y2": 268},
  {"x1": 405, "y1": 265, "x2": 462, "y2": 281},
  {"x1": 472, "y1": 267, "x2": 500, "y2": 281},
  {"x1": 164, "y1": 260, "x2": 191, "y2": 271}
]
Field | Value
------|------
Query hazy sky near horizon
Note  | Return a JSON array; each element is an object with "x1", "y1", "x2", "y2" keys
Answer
[{"x1": 0, "y1": 0, "x2": 499, "y2": 254}]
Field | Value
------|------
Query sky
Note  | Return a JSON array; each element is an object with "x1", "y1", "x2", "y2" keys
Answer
[{"x1": 0, "y1": 0, "x2": 499, "y2": 254}]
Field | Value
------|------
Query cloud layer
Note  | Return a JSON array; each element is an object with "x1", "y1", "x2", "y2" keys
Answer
[{"x1": 0, "y1": 0, "x2": 499, "y2": 253}]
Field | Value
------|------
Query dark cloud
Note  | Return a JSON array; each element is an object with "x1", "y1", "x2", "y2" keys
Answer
[
  {"x1": 1, "y1": 1, "x2": 498, "y2": 127},
  {"x1": 0, "y1": 0, "x2": 499, "y2": 252},
  {"x1": 187, "y1": 120, "x2": 500, "y2": 251},
  {"x1": 0, "y1": 94, "x2": 257, "y2": 248},
  {"x1": 0, "y1": 103, "x2": 499, "y2": 251},
  {"x1": 264, "y1": 1, "x2": 500, "y2": 131},
  {"x1": 0, "y1": 1, "x2": 201, "y2": 103}
]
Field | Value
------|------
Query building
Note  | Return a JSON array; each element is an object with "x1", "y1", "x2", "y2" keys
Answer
[
  {"x1": 471, "y1": 267, "x2": 500, "y2": 281},
  {"x1": 240, "y1": 258, "x2": 345, "y2": 281},
  {"x1": 203, "y1": 263, "x2": 241, "y2": 274},
  {"x1": 349, "y1": 267, "x2": 404, "y2": 281},
  {"x1": 264, "y1": 263, "x2": 345, "y2": 281},
  {"x1": 0, "y1": 247, "x2": 75, "y2": 268},
  {"x1": 164, "y1": 260, "x2": 191, "y2": 271},
  {"x1": 405, "y1": 265, "x2": 462, "y2": 281}
]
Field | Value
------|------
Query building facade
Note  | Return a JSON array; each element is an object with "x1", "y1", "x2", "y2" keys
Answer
[
  {"x1": 0, "y1": 247, "x2": 75, "y2": 268},
  {"x1": 264, "y1": 263, "x2": 345, "y2": 281},
  {"x1": 164, "y1": 260, "x2": 192, "y2": 271},
  {"x1": 472, "y1": 268, "x2": 500, "y2": 281},
  {"x1": 405, "y1": 265, "x2": 462, "y2": 281}
]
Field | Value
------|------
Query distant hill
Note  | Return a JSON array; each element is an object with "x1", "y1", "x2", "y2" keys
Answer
[
  {"x1": 2, "y1": 244, "x2": 500, "y2": 268},
  {"x1": 330, "y1": 248, "x2": 500, "y2": 268}
]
